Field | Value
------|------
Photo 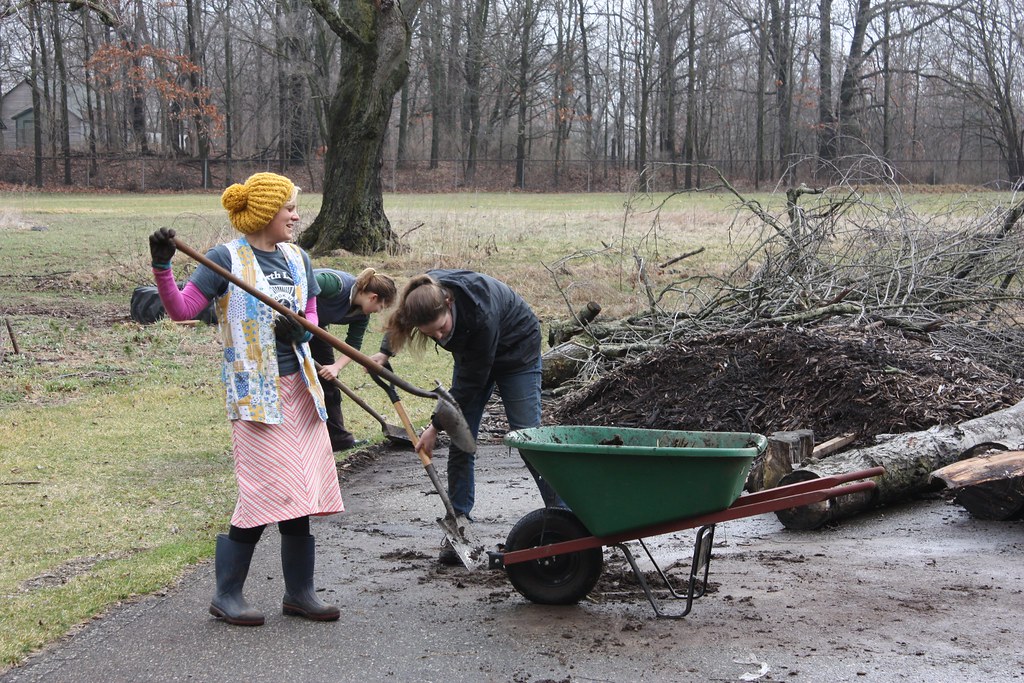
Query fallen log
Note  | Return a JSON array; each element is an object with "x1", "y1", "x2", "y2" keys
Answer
[
  {"x1": 774, "y1": 398, "x2": 1024, "y2": 530},
  {"x1": 541, "y1": 342, "x2": 593, "y2": 389},
  {"x1": 929, "y1": 450, "x2": 1024, "y2": 520},
  {"x1": 547, "y1": 302, "x2": 603, "y2": 346}
]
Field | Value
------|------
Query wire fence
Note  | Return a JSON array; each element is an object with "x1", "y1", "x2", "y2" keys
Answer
[{"x1": 0, "y1": 151, "x2": 1014, "y2": 193}]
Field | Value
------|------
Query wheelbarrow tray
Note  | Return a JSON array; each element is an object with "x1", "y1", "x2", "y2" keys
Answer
[{"x1": 505, "y1": 426, "x2": 767, "y2": 537}]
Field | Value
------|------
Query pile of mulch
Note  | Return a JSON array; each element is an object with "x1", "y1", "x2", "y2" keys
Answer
[{"x1": 547, "y1": 327, "x2": 1024, "y2": 445}]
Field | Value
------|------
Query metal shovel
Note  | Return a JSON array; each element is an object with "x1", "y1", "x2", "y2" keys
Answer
[
  {"x1": 172, "y1": 236, "x2": 476, "y2": 453},
  {"x1": 370, "y1": 367, "x2": 481, "y2": 570},
  {"x1": 313, "y1": 361, "x2": 412, "y2": 447}
]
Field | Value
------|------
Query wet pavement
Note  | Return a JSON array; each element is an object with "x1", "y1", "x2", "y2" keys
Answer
[{"x1": 3, "y1": 443, "x2": 1023, "y2": 682}]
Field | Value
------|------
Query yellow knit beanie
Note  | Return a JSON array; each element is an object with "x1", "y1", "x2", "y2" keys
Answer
[{"x1": 220, "y1": 172, "x2": 296, "y2": 234}]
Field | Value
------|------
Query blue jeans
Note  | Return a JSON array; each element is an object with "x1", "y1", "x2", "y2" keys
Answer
[{"x1": 447, "y1": 357, "x2": 564, "y2": 518}]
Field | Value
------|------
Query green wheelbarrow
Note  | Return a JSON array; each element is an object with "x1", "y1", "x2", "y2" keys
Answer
[{"x1": 490, "y1": 425, "x2": 882, "y2": 618}]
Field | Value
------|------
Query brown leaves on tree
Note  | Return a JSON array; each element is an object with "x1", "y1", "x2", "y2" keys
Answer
[{"x1": 87, "y1": 42, "x2": 223, "y2": 136}]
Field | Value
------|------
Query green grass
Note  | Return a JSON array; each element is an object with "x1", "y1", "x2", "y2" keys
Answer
[{"x1": 1, "y1": 185, "x2": 1011, "y2": 668}]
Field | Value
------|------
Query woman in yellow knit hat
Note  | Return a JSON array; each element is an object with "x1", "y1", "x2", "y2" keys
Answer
[{"x1": 147, "y1": 172, "x2": 346, "y2": 626}]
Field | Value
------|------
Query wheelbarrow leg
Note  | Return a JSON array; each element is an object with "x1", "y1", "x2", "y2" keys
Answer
[{"x1": 612, "y1": 523, "x2": 717, "y2": 619}]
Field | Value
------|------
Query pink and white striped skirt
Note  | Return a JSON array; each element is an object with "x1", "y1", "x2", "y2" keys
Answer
[{"x1": 229, "y1": 372, "x2": 344, "y2": 528}]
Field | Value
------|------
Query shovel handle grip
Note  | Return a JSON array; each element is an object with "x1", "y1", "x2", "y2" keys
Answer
[{"x1": 173, "y1": 237, "x2": 434, "y2": 400}]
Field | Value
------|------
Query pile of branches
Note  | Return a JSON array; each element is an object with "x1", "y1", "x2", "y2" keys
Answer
[{"x1": 548, "y1": 161, "x2": 1024, "y2": 384}]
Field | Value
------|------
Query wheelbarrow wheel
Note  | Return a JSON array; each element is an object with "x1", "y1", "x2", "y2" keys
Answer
[{"x1": 504, "y1": 508, "x2": 603, "y2": 605}]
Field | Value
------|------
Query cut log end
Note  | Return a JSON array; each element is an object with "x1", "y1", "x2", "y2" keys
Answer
[{"x1": 930, "y1": 450, "x2": 1024, "y2": 520}]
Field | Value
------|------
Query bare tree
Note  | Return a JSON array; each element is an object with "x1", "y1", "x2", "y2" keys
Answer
[{"x1": 931, "y1": 0, "x2": 1024, "y2": 182}]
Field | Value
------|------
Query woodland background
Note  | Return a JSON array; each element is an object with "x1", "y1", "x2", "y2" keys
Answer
[{"x1": 0, "y1": 0, "x2": 1021, "y2": 193}]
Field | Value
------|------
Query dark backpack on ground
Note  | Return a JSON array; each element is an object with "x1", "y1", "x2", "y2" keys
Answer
[{"x1": 130, "y1": 285, "x2": 217, "y2": 325}]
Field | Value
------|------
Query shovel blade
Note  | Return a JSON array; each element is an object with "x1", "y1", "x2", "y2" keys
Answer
[
  {"x1": 431, "y1": 384, "x2": 477, "y2": 454},
  {"x1": 437, "y1": 515, "x2": 483, "y2": 571},
  {"x1": 382, "y1": 423, "x2": 414, "y2": 447}
]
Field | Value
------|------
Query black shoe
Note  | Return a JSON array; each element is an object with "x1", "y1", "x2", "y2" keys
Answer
[
  {"x1": 332, "y1": 438, "x2": 367, "y2": 452},
  {"x1": 438, "y1": 539, "x2": 462, "y2": 566}
]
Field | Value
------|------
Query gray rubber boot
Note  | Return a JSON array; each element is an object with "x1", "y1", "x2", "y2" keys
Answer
[
  {"x1": 281, "y1": 534, "x2": 340, "y2": 621},
  {"x1": 209, "y1": 534, "x2": 265, "y2": 626}
]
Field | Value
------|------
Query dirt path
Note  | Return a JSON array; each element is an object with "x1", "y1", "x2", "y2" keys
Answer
[{"x1": 4, "y1": 444, "x2": 1022, "y2": 682}]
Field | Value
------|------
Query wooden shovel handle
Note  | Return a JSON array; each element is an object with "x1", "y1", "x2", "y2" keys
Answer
[
  {"x1": 173, "y1": 237, "x2": 435, "y2": 401},
  {"x1": 390, "y1": 399, "x2": 434, "y2": 468}
]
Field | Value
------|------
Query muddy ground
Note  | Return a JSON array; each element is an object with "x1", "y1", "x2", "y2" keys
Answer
[
  {"x1": 4, "y1": 441, "x2": 1022, "y2": 683},
  {"x1": 4, "y1": 326, "x2": 1023, "y2": 682}
]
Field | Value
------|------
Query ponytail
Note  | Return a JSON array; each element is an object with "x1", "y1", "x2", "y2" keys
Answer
[
  {"x1": 353, "y1": 268, "x2": 397, "y2": 307},
  {"x1": 384, "y1": 274, "x2": 451, "y2": 353}
]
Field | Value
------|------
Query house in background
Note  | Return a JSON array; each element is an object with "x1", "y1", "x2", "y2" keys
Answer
[{"x1": 0, "y1": 79, "x2": 89, "y2": 152}]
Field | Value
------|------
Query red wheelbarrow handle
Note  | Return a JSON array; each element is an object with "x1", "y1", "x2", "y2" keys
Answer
[{"x1": 502, "y1": 466, "x2": 884, "y2": 565}]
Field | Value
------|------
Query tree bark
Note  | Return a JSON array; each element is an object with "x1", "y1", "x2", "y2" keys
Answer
[
  {"x1": 682, "y1": 0, "x2": 696, "y2": 188},
  {"x1": 767, "y1": 0, "x2": 794, "y2": 183},
  {"x1": 462, "y1": 0, "x2": 488, "y2": 185},
  {"x1": 775, "y1": 399, "x2": 1024, "y2": 529},
  {"x1": 29, "y1": 2, "x2": 43, "y2": 187},
  {"x1": 835, "y1": 0, "x2": 871, "y2": 154},
  {"x1": 514, "y1": 0, "x2": 535, "y2": 189},
  {"x1": 52, "y1": 8, "x2": 71, "y2": 185},
  {"x1": 576, "y1": 0, "x2": 594, "y2": 181},
  {"x1": 816, "y1": 0, "x2": 835, "y2": 166},
  {"x1": 299, "y1": 0, "x2": 416, "y2": 255},
  {"x1": 186, "y1": 0, "x2": 210, "y2": 185},
  {"x1": 223, "y1": 0, "x2": 234, "y2": 185},
  {"x1": 541, "y1": 342, "x2": 593, "y2": 389}
]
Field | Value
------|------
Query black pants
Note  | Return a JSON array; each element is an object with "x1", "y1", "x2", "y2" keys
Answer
[
  {"x1": 228, "y1": 516, "x2": 309, "y2": 544},
  {"x1": 309, "y1": 330, "x2": 356, "y2": 451}
]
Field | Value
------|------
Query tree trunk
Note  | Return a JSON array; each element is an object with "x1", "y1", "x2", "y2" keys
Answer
[
  {"x1": 652, "y1": 0, "x2": 677, "y2": 187},
  {"x1": 462, "y1": 0, "x2": 488, "y2": 185},
  {"x1": 775, "y1": 398, "x2": 1024, "y2": 529},
  {"x1": 129, "y1": 0, "x2": 149, "y2": 154},
  {"x1": 767, "y1": 0, "x2": 794, "y2": 183},
  {"x1": 682, "y1": 0, "x2": 696, "y2": 188},
  {"x1": 396, "y1": 81, "x2": 410, "y2": 166},
  {"x1": 29, "y1": 3, "x2": 44, "y2": 187},
  {"x1": 514, "y1": 0, "x2": 534, "y2": 189},
  {"x1": 816, "y1": 0, "x2": 835, "y2": 167},
  {"x1": 836, "y1": 0, "x2": 871, "y2": 155},
  {"x1": 186, "y1": 0, "x2": 210, "y2": 186},
  {"x1": 52, "y1": 9, "x2": 71, "y2": 185},
  {"x1": 299, "y1": 0, "x2": 414, "y2": 255},
  {"x1": 754, "y1": 4, "x2": 767, "y2": 187},
  {"x1": 541, "y1": 342, "x2": 593, "y2": 389},
  {"x1": 635, "y1": 0, "x2": 650, "y2": 179},
  {"x1": 81, "y1": 6, "x2": 99, "y2": 179},
  {"x1": 421, "y1": 0, "x2": 444, "y2": 169},
  {"x1": 880, "y1": 0, "x2": 891, "y2": 160},
  {"x1": 577, "y1": 0, "x2": 594, "y2": 179},
  {"x1": 223, "y1": 0, "x2": 234, "y2": 185}
]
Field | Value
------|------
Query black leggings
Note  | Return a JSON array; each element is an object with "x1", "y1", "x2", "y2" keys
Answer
[{"x1": 228, "y1": 515, "x2": 310, "y2": 544}]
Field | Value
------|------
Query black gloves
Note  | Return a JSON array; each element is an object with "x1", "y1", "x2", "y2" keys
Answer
[
  {"x1": 274, "y1": 312, "x2": 313, "y2": 346},
  {"x1": 149, "y1": 227, "x2": 176, "y2": 268}
]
